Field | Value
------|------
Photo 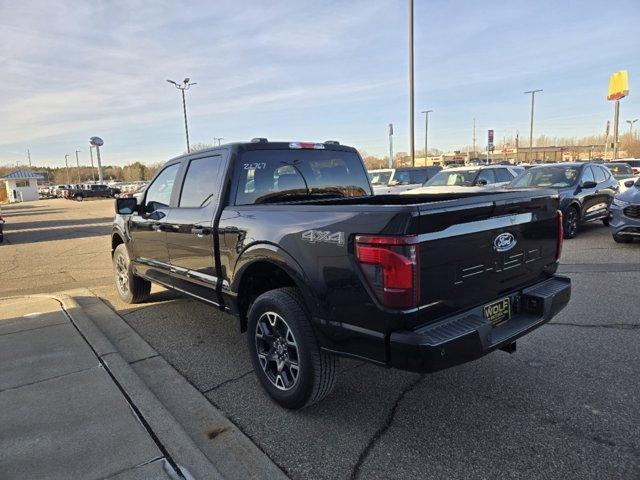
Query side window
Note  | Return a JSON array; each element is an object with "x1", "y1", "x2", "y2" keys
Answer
[
  {"x1": 581, "y1": 166, "x2": 595, "y2": 184},
  {"x1": 593, "y1": 166, "x2": 607, "y2": 183},
  {"x1": 179, "y1": 156, "x2": 223, "y2": 208},
  {"x1": 393, "y1": 171, "x2": 411, "y2": 185},
  {"x1": 476, "y1": 169, "x2": 496, "y2": 185},
  {"x1": 145, "y1": 163, "x2": 180, "y2": 212},
  {"x1": 494, "y1": 168, "x2": 513, "y2": 182}
]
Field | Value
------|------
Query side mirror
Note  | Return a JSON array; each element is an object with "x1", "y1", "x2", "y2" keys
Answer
[
  {"x1": 581, "y1": 180, "x2": 597, "y2": 189},
  {"x1": 388, "y1": 180, "x2": 399, "y2": 186},
  {"x1": 116, "y1": 197, "x2": 138, "y2": 215},
  {"x1": 477, "y1": 179, "x2": 488, "y2": 186},
  {"x1": 624, "y1": 179, "x2": 635, "y2": 188}
]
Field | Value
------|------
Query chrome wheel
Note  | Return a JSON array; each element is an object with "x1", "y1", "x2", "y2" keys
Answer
[
  {"x1": 255, "y1": 311, "x2": 300, "y2": 391},
  {"x1": 115, "y1": 253, "x2": 129, "y2": 295}
]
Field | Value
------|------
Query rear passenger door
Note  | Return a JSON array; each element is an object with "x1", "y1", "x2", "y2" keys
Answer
[
  {"x1": 165, "y1": 151, "x2": 230, "y2": 305},
  {"x1": 578, "y1": 166, "x2": 599, "y2": 220}
]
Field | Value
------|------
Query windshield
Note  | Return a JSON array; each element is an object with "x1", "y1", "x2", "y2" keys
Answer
[
  {"x1": 369, "y1": 171, "x2": 392, "y2": 186},
  {"x1": 425, "y1": 170, "x2": 478, "y2": 186},
  {"x1": 509, "y1": 165, "x2": 580, "y2": 188},
  {"x1": 236, "y1": 149, "x2": 372, "y2": 205},
  {"x1": 607, "y1": 164, "x2": 633, "y2": 178}
]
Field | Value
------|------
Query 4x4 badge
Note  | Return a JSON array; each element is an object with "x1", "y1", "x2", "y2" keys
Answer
[{"x1": 493, "y1": 232, "x2": 516, "y2": 252}]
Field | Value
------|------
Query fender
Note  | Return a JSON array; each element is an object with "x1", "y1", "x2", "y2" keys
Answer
[{"x1": 229, "y1": 242, "x2": 322, "y2": 321}]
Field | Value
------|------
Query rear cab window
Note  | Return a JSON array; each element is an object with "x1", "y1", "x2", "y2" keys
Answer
[{"x1": 235, "y1": 148, "x2": 371, "y2": 205}]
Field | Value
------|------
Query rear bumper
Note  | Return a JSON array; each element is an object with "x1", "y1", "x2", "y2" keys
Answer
[{"x1": 389, "y1": 275, "x2": 571, "y2": 373}]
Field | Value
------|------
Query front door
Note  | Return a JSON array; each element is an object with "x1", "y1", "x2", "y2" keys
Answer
[
  {"x1": 129, "y1": 162, "x2": 181, "y2": 285},
  {"x1": 165, "y1": 152, "x2": 229, "y2": 305},
  {"x1": 578, "y1": 165, "x2": 599, "y2": 220}
]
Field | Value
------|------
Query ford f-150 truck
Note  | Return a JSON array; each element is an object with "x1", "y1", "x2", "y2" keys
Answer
[
  {"x1": 111, "y1": 139, "x2": 571, "y2": 409},
  {"x1": 67, "y1": 183, "x2": 121, "y2": 201}
]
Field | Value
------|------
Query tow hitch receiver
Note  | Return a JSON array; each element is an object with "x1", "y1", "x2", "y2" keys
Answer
[{"x1": 499, "y1": 342, "x2": 517, "y2": 354}]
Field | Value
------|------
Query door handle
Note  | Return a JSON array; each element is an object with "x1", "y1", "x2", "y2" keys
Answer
[{"x1": 191, "y1": 227, "x2": 212, "y2": 237}]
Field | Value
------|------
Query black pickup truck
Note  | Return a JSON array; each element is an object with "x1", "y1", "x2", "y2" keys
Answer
[
  {"x1": 67, "y1": 183, "x2": 120, "y2": 201},
  {"x1": 112, "y1": 139, "x2": 571, "y2": 409}
]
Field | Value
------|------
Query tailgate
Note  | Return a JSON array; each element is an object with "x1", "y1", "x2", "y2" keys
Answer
[{"x1": 416, "y1": 191, "x2": 560, "y2": 323}]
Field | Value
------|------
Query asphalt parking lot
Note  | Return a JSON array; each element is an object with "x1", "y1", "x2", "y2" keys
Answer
[{"x1": 1, "y1": 198, "x2": 639, "y2": 479}]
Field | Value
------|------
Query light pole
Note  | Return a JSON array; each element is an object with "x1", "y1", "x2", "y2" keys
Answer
[
  {"x1": 64, "y1": 154, "x2": 71, "y2": 185},
  {"x1": 421, "y1": 110, "x2": 432, "y2": 163},
  {"x1": 627, "y1": 119, "x2": 638, "y2": 136},
  {"x1": 408, "y1": 0, "x2": 415, "y2": 166},
  {"x1": 388, "y1": 123, "x2": 394, "y2": 169},
  {"x1": 75, "y1": 150, "x2": 82, "y2": 183},
  {"x1": 89, "y1": 146, "x2": 97, "y2": 182},
  {"x1": 524, "y1": 89, "x2": 543, "y2": 162},
  {"x1": 167, "y1": 78, "x2": 197, "y2": 153}
]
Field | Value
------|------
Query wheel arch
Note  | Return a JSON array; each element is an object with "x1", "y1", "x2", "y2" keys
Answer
[{"x1": 232, "y1": 244, "x2": 318, "y2": 333}]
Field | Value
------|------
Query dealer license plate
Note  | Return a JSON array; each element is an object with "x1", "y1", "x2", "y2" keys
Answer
[{"x1": 483, "y1": 297, "x2": 511, "y2": 326}]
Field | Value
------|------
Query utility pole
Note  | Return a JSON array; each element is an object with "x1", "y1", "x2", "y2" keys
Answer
[
  {"x1": 524, "y1": 89, "x2": 543, "y2": 162},
  {"x1": 64, "y1": 154, "x2": 71, "y2": 185},
  {"x1": 75, "y1": 150, "x2": 82, "y2": 183},
  {"x1": 603, "y1": 121, "x2": 610, "y2": 161},
  {"x1": 89, "y1": 146, "x2": 97, "y2": 181},
  {"x1": 167, "y1": 78, "x2": 196, "y2": 153},
  {"x1": 472, "y1": 118, "x2": 476, "y2": 157},
  {"x1": 27, "y1": 149, "x2": 32, "y2": 167},
  {"x1": 213, "y1": 137, "x2": 224, "y2": 146},
  {"x1": 408, "y1": 0, "x2": 415, "y2": 166},
  {"x1": 627, "y1": 119, "x2": 638, "y2": 136},
  {"x1": 421, "y1": 110, "x2": 432, "y2": 164},
  {"x1": 388, "y1": 123, "x2": 394, "y2": 169}
]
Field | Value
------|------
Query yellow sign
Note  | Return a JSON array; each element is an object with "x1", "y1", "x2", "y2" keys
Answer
[{"x1": 608, "y1": 70, "x2": 629, "y2": 101}]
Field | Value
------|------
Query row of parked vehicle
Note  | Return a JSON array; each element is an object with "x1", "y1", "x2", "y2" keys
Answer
[{"x1": 369, "y1": 161, "x2": 640, "y2": 242}]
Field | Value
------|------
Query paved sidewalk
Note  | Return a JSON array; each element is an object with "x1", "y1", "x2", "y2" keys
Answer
[{"x1": 0, "y1": 295, "x2": 219, "y2": 480}]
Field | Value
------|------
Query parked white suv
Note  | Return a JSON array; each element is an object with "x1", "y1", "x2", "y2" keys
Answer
[
  {"x1": 403, "y1": 165, "x2": 524, "y2": 194},
  {"x1": 369, "y1": 166, "x2": 441, "y2": 194}
]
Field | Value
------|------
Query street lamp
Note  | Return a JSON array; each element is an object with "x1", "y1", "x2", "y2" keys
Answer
[
  {"x1": 64, "y1": 154, "x2": 71, "y2": 185},
  {"x1": 408, "y1": 0, "x2": 415, "y2": 166},
  {"x1": 213, "y1": 137, "x2": 224, "y2": 146},
  {"x1": 421, "y1": 110, "x2": 433, "y2": 163},
  {"x1": 75, "y1": 150, "x2": 82, "y2": 183},
  {"x1": 627, "y1": 119, "x2": 638, "y2": 136},
  {"x1": 524, "y1": 89, "x2": 543, "y2": 161},
  {"x1": 167, "y1": 77, "x2": 197, "y2": 153}
]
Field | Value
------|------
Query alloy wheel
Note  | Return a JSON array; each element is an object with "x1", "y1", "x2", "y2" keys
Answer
[
  {"x1": 566, "y1": 209, "x2": 578, "y2": 236},
  {"x1": 255, "y1": 311, "x2": 300, "y2": 391},
  {"x1": 115, "y1": 253, "x2": 129, "y2": 294}
]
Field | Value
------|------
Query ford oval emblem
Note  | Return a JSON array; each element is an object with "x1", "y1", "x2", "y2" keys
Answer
[{"x1": 494, "y1": 232, "x2": 516, "y2": 252}]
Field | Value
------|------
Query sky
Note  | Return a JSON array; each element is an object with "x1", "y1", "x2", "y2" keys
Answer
[{"x1": 1, "y1": 0, "x2": 639, "y2": 167}]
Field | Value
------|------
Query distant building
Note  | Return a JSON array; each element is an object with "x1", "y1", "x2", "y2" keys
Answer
[{"x1": 0, "y1": 170, "x2": 44, "y2": 203}]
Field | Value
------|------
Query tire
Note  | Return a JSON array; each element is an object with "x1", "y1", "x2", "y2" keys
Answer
[
  {"x1": 602, "y1": 216, "x2": 610, "y2": 226},
  {"x1": 75, "y1": 195, "x2": 83, "y2": 202},
  {"x1": 247, "y1": 287, "x2": 338, "y2": 409},
  {"x1": 563, "y1": 206, "x2": 579, "y2": 239},
  {"x1": 113, "y1": 243, "x2": 151, "y2": 303},
  {"x1": 613, "y1": 233, "x2": 633, "y2": 244}
]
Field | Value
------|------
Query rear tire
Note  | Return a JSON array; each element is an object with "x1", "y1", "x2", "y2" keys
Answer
[
  {"x1": 563, "y1": 206, "x2": 579, "y2": 239},
  {"x1": 75, "y1": 195, "x2": 83, "y2": 202},
  {"x1": 113, "y1": 244, "x2": 151, "y2": 303},
  {"x1": 247, "y1": 287, "x2": 338, "y2": 409},
  {"x1": 613, "y1": 233, "x2": 633, "y2": 244}
]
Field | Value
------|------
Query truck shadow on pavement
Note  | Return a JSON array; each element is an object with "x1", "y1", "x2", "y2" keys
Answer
[
  {"x1": 3, "y1": 224, "x2": 112, "y2": 245},
  {"x1": 98, "y1": 289, "x2": 640, "y2": 480}
]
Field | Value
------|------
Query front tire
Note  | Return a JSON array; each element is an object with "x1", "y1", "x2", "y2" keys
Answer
[
  {"x1": 113, "y1": 244, "x2": 151, "y2": 303},
  {"x1": 563, "y1": 206, "x2": 579, "y2": 239},
  {"x1": 613, "y1": 233, "x2": 633, "y2": 243},
  {"x1": 247, "y1": 287, "x2": 338, "y2": 409},
  {"x1": 75, "y1": 195, "x2": 83, "y2": 202}
]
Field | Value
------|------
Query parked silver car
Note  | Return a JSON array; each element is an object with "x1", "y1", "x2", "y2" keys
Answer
[{"x1": 609, "y1": 177, "x2": 640, "y2": 243}]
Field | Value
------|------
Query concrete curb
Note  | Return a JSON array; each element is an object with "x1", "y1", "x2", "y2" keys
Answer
[
  {"x1": 60, "y1": 289, "x2": 288, "y2": 480},
  {"x1": 55, "y1": 293, "x2": 223, "y2": 480}
]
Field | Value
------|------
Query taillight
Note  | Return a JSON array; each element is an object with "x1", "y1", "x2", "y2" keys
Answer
[
  {"x1": 556, "y1": 210, "x2": 563, "y2": 262},
  {"x1": 289, "y1": 142, "x2": 325, "y2": 150},
  {"x1": 355, "y1": 235, "x2": 420, "y2": 309}
]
